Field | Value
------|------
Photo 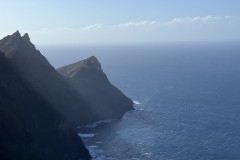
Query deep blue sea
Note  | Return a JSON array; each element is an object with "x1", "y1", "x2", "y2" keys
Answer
[{"x1": 40, "y1": 42, "x2": 240, "y2": 160}]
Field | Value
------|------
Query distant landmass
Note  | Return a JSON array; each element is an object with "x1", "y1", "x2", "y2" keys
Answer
[{"x1": 0, "y1": 31, "x2": 133, "y2": 160}]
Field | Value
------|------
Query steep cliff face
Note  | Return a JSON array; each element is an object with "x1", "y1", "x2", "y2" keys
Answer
[
  {"x1": 0, "y1": 31, "x2": 134, "y2": 124},
  {"x1": 0, "y1": 31, "x2": 93, "y2": 125},
  {"x1": 57, "y1": 56, "x2": 134, "y2": 120},
  {"x1": 0, "y1": 31, "x2": 134, "y2": 159},
  {"x1": 0, "y1": 52, "x2": 91, "y2": 160}
]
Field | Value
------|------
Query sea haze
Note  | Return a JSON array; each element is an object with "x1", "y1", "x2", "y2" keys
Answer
[{"x1": 40, "y1": 42, "x2": 240, "y2": 160}]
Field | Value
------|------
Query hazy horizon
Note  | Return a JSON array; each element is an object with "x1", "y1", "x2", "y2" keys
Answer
[{"x1": 1, "y1": 0, "x2": 240, "y2": 45}]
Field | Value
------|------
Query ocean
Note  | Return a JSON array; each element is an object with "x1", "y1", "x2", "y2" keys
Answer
[{"x1": 40, "y1": 42, "x2": 240, "y2": 160}]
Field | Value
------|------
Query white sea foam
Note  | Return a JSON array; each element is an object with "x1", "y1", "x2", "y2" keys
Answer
[
  {"x1": 133, "y1": 100, "x2": 141, "y2": 105},
  {"x1": 122, "y1": 110, "x2": 134, "y2": 120},
  {"x1": 142, "y1": 152, "x2": 152, "y2": 158},
  {"x1": 133, "y1": 100, "x2": 145, "y2": 111},
  {"x1": 87, "y1": 145, "x2": 104, "y2": 160},
  {"x1": 78, "y1": 133, "x2": 95, "y2": 138}
]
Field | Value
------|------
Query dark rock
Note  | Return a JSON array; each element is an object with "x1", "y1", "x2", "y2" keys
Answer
[
  {"x1": 0, "y1": 52, "x2": 91, "y2": 160},
  {"x1": 0, "y1": 31, "x2": 134, "y2": 159},
  {"x1": 0, "y1": 31, "x2": 94, "y2": 125},
  {"x1": 0, "y1": 31, "x2": 134, "y2": 124},
  {"x1": 57, "y1": 56, "x2": 134, "y2": 120}
]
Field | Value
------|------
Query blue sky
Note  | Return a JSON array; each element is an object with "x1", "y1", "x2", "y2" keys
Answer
[{"x1": 1, "y1": 0, "x2": 240, "y2": 44}]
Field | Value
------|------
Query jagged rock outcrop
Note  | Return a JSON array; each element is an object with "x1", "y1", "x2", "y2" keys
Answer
[
  {"x1": 57, "y1": 56, "x2": 134, "y2": 120},
  {"x1": 0, "y1": 31, "x2": 134, "y2": 124},
  {"x1": 0, "y1": 52, "x2": 90, "y2": 160},
  {"x1": 0, "y1": 31, "x2": 93, "y2": 125},
  {"x1": 0, "y1": 31, "x2": 134, "y2": 159}
]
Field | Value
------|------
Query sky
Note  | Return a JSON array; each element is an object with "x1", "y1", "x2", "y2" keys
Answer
[{"x1": 1, "y1": 0, "x2": 240, "y2": 44}]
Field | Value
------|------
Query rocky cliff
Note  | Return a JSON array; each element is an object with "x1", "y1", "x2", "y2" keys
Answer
[
  {"x1": 0, "y1": 31, "x2": 134, "y2": 159},
  {"x1": 57, "y1": 56, "x2": 134, "y2": 120},
  {"x1": 0, "y1": 31, "x2": 93, "y2": 125},
  {"x1": 0, "y1": 52, "x2": 90, "y2": 160}
]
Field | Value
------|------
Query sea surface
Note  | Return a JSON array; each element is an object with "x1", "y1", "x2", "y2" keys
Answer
[{"x1": 40, "y1": 42, "x2": 240, "y2": 160}]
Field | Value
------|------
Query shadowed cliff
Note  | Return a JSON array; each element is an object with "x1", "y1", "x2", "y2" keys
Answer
[
  {"x1": 0, "y1": 31, "x2": 94, "y2": 125},
  {"x1": 57, "y1": 56, "x2": 134, "y2": 120},
  {"x1": 0, "y1": 31, "x2": 134, "y2": 159},
  {"x1": 0, "y1": 31, "x2": 133, "y2": 124},
  {"x1": 0, "y1": 52, "x2": 90, "y2": 160}
]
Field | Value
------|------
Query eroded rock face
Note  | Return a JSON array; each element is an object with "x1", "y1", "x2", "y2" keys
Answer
[
  {"x1": 0, "y1": 52, "x2": 91, "y2": 160},
  {"x1": 57, "y1": 56, "x2": 134, "y2": 121},
  {"x1": 0, "y1": 31, "x2": 133, "y2": 124},
  {"x1": 0, "y1": 31, "x2": 133, "y2": 159},
  {"x1": 0, "y1": 31, "x2": 93, "y2": 125}
]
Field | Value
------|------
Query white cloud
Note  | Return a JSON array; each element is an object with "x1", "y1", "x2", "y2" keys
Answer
[
  {"x1": 169, "y1": 16, "x2": 233, "y2": 24},
  {"x1": 83, "y1": 24, "x2": 103, "y2": 30},
  {"x1": 11, "y1": 16, "x2": 240, "y2": 45},
  {"x1": 117, "y1": 21, "x2": 160, "y2": 27}
]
